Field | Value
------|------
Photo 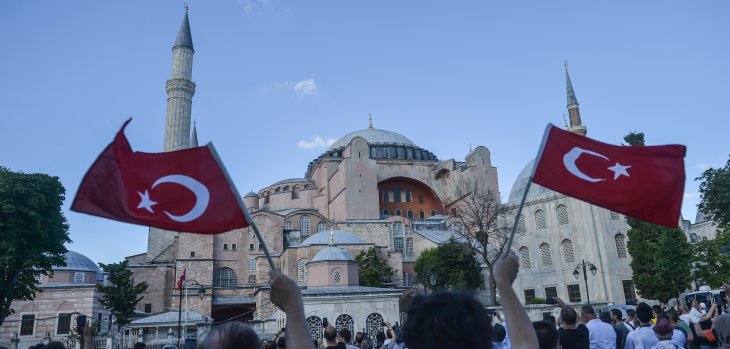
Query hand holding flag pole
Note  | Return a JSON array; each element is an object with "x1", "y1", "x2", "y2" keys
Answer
[
  {"x1": 72, "y1": 119, "x2": 277, "y2": 271},
  {"x1": 504, "y1": 124, "x2": 686, "y2": 254}
]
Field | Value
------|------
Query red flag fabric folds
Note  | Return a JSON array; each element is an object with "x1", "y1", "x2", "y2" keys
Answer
[
  {"x1": 532, "y1": 125, "x2": 686, "y2": 227},
  {"x1": 177, "y1": 268, "x2": 186, "y2": 290},
  {"x1": 72, "y1": 119, "x2": 249, "y2": 234}
]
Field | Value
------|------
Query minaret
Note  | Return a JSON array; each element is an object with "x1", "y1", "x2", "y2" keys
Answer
[
  {"x1": 164, "y1": 7, "x2": 196, "y2": 151},
  {"x1": 190, "y1": 120, "x2": 198, "y2": 147},
  {"x1": 565, "y1": 63, "x2": 587, "y2": 136}
]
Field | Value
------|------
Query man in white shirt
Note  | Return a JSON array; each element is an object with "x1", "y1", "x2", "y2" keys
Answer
[
  {"x1": 581, "y1": 305, "x2": 616, "y2": 349},
  {"x1": 626, "y1": 303, "x2": 659, "y2": 349}
]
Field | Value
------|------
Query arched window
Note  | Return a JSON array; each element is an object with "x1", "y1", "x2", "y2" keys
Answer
[
  {"x1": 335, "y1": 314, "x2": 355, "y2": 341},
  {"x1": 300, "y1": 215, "x2": 310, "y2": 236},
  {"x1": 297, "y1": 259, "x2": 309, "y2": 284},
  {"x1": 517, "y1": 214, "x2": 526, "y2": 234},
  {"x1": 430, "y1": 209, "x2": 437, "y2": 217},
  {"x1": 213, "y1": 267, "x2": 237, "y2": 288},
  {"x1": 556, "y1": 205, "x2": 569, "y2": 225},
  {"x1": 407, "y1": 209, "x2": 414, "y2": 219},
  {"x1": 395, "y1": 209, "x2": 402, "y2": 216},
  {"x1": 402, "y1": 272, "x2": 415, "y2": 287},
  {"x1": 519, "y1": 247, "x2": 531, "y2": 269},
  {"x1": 365, "y1": 313, "x2": 384, "y2": 339},
  {"x1": 615, "y1": 234, "x2": 628, "y2": 259},
  {"x1": 535, "y1": 210, "x2": 547, "y2": 229},
  {"x1": 561, "y1": 239, "x2": 575, "y2": 263},
  {"x1": 383, "y1": 209, "x2": 390, "y2": 215},
  {"x1": 283, "y1": 221, "x2": 293, "y2": 232},
  {"x1": 539, "y1": 243, "x2": 552, "y2": 266},
  {"x1": 317, "y1": 222, "x2": 327, "y2": 233},
  {"x1": 248, "y1": 275, "x2": 256, "y2": 284},
  {"x1": 332, "y1": 268, "x2": 342, "y2": 284},
  {"x1": 419, "y1": 210, "x2": 425, "y2": 219},
  {"x1": 610, "y1": 211, "x2": 620, "y2": 220},
  {"x1": 306, "y1": 316, "x2": 323, "y2": 340}
]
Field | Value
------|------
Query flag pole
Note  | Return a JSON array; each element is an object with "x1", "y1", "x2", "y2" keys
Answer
[
  {"x1": 207, "y1": 143, "x2": 277, "y2": 272},
  {"x1": 504, "y1": 124, "x2": 554, "y2": 254}
]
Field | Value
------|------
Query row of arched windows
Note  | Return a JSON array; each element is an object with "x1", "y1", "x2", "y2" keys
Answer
[
  {"x1": 306, "y1": 313, "x2": 384, "y2": 342},
  {"x1": 518, "y1": 233, "x2": 628, "y2": 270},
  {"x1": 283, "y1": 215, "x2": 328, "y2": 236},
  {"x1": 383, "y1": 208, "x2": 437, "y2": 219},
  {"x1": 213, "y1": 267, "x2": 257, "y2": 287},
  {"x1": 528, "y1": 205, "x2": 570, "y2": 230}
]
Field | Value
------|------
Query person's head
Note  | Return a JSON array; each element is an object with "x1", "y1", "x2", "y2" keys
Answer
[
  {"x1": 263, "y1": 340, "x2": 276, "y2": 349},
  {"x1": 626, "y1": 308, "x2": 636, "y2": 320},
  {"x1": 599, "y1": 311, "x2": 612, "y2": 324},
  {"x1": 533, "y1": 320, "x2": 559, "y2": 349},
  {"x1": 355, "y1": 332, "x2": 363, "y2": 344},
  {"x1": 375, "y1": 331, "x2": 385, "y2": 344},
  {"x1": 692, "y1": 299, "x2": 699, "y2": 309},
  {"x1": 493, "y1": 323, "x2": 507, "y2": 343},
  {"x1": 134, "y1": 343, "x2": 146, "y2": 349},
  {"x1": 653, "y1": 317, "x2": 674, "y2": 341},
  {"x1": 714, "y1": 314, "x2": 730, "y2": 348},
  {"x1": 580, "y1": 305, "x2": 596, "y2": 321},
  {"x1": 45, "y1": 342, "x2": 67, "y2": 349},
  {"x1": 360, "y1": 337, "x2": 373, "y2": 349},
  {"x1": 561, "y1": 307, "x2": 578, "y2": 326},
  {"x1": 667, "y1": 310, "x2": 680, "y2": 325},
  {"x1": 402, "y1": 290, "x2": 493, "y2": 349},
  {"x1": 312, "y1": 340, "x2": 318, "y2": 349},
  {"x1": 386, "y1": 329, "x2": 393, "y2": 339},
  {"x1": 277, "y1": 336, "x2": 286, "y2": 349},
  {"x1": 610, "y1": 309, "x2": 623, "y2": 324},
  {"x1": 324, "y1": 325, "x2": 338, "y2": 344},
  {"x1": 203, "y1": 321, "x2": 260, "y2": 349},
  {"x1": 339, "y1": 329, "x2": 352, "y2": 344},
  {"x1": 543, "y1": 315, "x2": 556, "y2": 326},
  {"x1": 28, "y1": 345, "x2": 45, "y2": 349},
  {"x1": 700, "y1": 302, "x2": 708, "y2": 311},
  {"x1": 652, "y1": 305, "x2": 662, "y2": 317},
  {"x1": 636, "y1": 302, "x2": 653, "y2": 324}
]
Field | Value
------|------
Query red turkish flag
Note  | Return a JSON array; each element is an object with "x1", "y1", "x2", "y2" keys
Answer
[
  {"x1": 72, "y1": 119, "x2": 250, "y2": 234},
  {"x1": 177, "y1": 268, "x2": 186, "y2": 289},
  {"x1": 531, "y1": 125, "x2": 686, "y2": 227}
]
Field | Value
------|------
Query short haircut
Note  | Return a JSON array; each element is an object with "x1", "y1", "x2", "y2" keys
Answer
[
  {"x1": 45, "y1": 342, "x2": 67, "y2": 349},
  {"x1": 277, "y1": 336, "x2": 286, "y2": 348},
  {"x1": 543, "y1": 315, "x2": 556, "y2": 325},
  {"x1": 599, "y1": 311, "x2": 612, "y2": 324},
  {"x1": 361, "y1": 337, "x2": 373, "y2": 349},
  {"x1": 324, "y1": 326, "x2": 337, "y2": 342},
  {"x1": 561, "y1": 307, "x2": 578, "y2": 325},
  {"x1": 533, "y1": 320, "x2": 559, "y2": 349},
  {"x1": 610, "y1": 309, "x2": 623, "y2": 321},
  {"x1": 402, "y1": 291, "x2": 493, "y2": 349},
  {"x1": 376, "y1": 331, "x2": 385, "y2": 342},
  {"x1": 339, "y1": 329, "x2": 352, "y2": 343},
  {"x1": 636, "y1": 302, "x2": 653, "y2": 324},
  {"x1": 581, "y1": 305, "x2": 596, "y2": 316},
  {"x1": 386, "y1": 329, "x2": 393, "y2": 339},
  {"x1": 667, "y1": 310, "x2": 679, "y2": 323},
  {"x1": 134, "y1": 343, "x2": 146, "y2": 349},
  {"x1": 626, "y1": 309, "x2": 636, "y2": 318},
  {"x1": 203, "y1": 322, "x2": 260, "y2": 349},
  {"x1": 493, "y1": 323, "x2": 507, "y2": 342},
  {"x1": 652, "y1": 305, "x2": 662, "y2": 314}
]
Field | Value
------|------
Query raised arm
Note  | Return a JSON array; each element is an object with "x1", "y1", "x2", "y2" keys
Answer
[
  {"x1": 494, "y1": 251, "x2": 539, "y2": 349},
  {"x1": 269, "y1": 271, "x2": 311, "y2": 349}
]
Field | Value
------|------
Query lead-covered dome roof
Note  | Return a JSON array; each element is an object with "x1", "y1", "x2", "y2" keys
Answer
[
  {"x1": 300, "y1": 230, "x2": 366, "y2": 247},
  {"x1": 312, "y1": 246, "x2": 355, "y2": 262},
  {"x1": 508, "y1": 159, "x2": 554, "y2": 204},
  {"x1": 328, "y1": 128, "x2": 416, "y2": 151},
  {"x1": 53, "y1": 251, "x2": 101, "y2": 273}
]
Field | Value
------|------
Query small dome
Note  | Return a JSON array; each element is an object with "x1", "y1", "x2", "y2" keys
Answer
[
  {"x1": 312, "y1": 246, "x2": 354, "y2": 262},
  {"x1": 300, "y1": 230, "x2": 366, "y2": 247},
  {"x1": 244, "y1": 191, "x2": 258, "y2": 198},
  {"x1": 328, "y1": 128, "x2": 416, "y2": 151},
  {"x1": 507, "y1": 160, "x2": 553, "y2": 204},
  {"x1": 53, "y1": 251, "x2": 101, "y2": 273}
]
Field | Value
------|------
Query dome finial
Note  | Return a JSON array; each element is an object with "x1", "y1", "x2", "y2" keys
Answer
[
  {"x1": 368, "y1": 113, "x2": 374, "y2": 129},
  {"x1": 185, "y1": 1, "x2": 189, "y2": 12},
  {"x1": 329, "y1": 216, "x2": 336, "y2": 246}
]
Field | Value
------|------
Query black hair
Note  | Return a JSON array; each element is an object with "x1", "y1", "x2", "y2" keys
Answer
[
  {"x1": 543, "y1": 315, "x2": 556, "y2": 325},
  {"x1": 599, "y1": 311, "x2": 612, "y2": 324},
  {"x1": 533, "y1": 320, "x2": 559, "y2": 349},
  {"x1": 339, "y1": 328, "x2": 352, "y2": 343},
  {"x1": 277, "y1": 336, "x2": 286, "y2": 348},
  {"x1": 581, "y1": 305, "x2": 596, "y2": 316},
  {"x1": 324, "y1": 326, "x2": 338, "y2": 342},
  {"x1": 667, "y1": 310, "x2": 679, "y2": 323},
  {"x1": 561, "y1": 307, "x2": 578, "y2": 325},
  {"x1": 402, "y1": 290, "x2": 493, "y2": 349},
  {"x1": 626, "y1": 309, "x2": 636, "y2": 318},
  {"x1": 610, "y1": 308, "x2": 623, "y2": 321},
  {"x1": 134, "y1": 342, "x2": 146, "y2": 349},
  {"x1": 636, "y1": 302, "x2": 653, "y2": 323},
  {"x1": 45, "y1": 343, "x2": 66, "y2": 349},
  {"x1": 203, "y1": 321, "x2": 261, "y2": 349},
  {"x1": 493, "y1": 323, "x2": 507, "y2": 342}
]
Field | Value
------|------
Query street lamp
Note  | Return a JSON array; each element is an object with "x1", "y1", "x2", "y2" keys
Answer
[
  {"x1": 177, "y1": 280, "x2": 205, "y2": 343},
  {"x1": 573, "y1": 260, "x2": 598, "y2": 306}
]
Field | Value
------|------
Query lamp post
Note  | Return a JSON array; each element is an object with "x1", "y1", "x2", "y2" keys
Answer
[
  {"x1": 177, "y1": 279, "x2": 205, "y2": 343},
  {"x1": 573, "y1": 260, "x2": 598, "y2": 306}
]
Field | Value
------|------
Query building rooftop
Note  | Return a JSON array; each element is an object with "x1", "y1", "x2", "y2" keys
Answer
[
  {"x1": 328, "y1": 128, "x2": 416, "y2": 151},
  {"x1": 311, "y1": 246, "x2": 354, "y2": 262},
  {"x1": 300, "y1": 230, "x2": 366, "y2": 247},
  {"x1": 53, "y1": 251, "x2": 101, "y2": 273}
]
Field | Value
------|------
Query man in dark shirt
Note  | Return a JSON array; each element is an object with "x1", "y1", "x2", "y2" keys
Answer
[
  {"x1": 558, "y1": 307, "x2": 590, "y2": 349},
  {"x1": 324, "y1": 325, "x2": 346, "y2": 349}
]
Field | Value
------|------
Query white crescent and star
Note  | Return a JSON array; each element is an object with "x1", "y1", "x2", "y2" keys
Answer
[
  {"x1": 562, "y1": 147, "x2": 632, "y2": 182},
  {"x1": 135, "y1": 174, "x2": 210, "y2": 222}
]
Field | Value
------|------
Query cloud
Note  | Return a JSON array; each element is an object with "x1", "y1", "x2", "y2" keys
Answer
[
  {"x1": 684, "y1": 192, "x2": 700, "y2": 200},
  {"x1": 293, "y1": 79, "x2": 319, "y2": 96},
  {"x1": 298, "y1": 136, "x2": 336, "y2": 149},
  {"x1": 239, "y1": 0, "x2": 273, "y2": 15},
  {"x1": 258, "y1": 79, "x2": 320, "y2": 96}
]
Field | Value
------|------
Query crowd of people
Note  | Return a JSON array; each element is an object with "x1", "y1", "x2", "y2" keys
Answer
[{"x1": 43, "y1": 251, "x2": 728, "y2": 349}]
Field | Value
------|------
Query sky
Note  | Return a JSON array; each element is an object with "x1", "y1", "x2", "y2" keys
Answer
[{"x1": 1, "y1": 1, "x2": 728, "y2": 265}]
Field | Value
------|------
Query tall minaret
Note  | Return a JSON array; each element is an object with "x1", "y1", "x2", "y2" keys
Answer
[
  {"x1": 565, "y1": 63, "x2": 587, "y2": 136},
  {"x1": 164, "y1": 6, "x2": 196, "y2": 151}
]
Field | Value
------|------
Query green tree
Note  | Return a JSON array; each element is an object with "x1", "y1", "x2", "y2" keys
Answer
[
  {"x1": 691, "y1": 231, "x2": 730, "y2": 288},
  {"x1": 697, "y1": 155, "x2": 730, "y2": 228},
  {"x1": 0, "y1": 167, "x2": 70, "y2": 327},
  {"x1": 97, "y1": 260, "x2": 148, "y2": 328},
  {"x1": 623, "y1": 133, "x2": 692, "y2": 304},
  {"x1": 414, "y1": 239, "x2": 484, "y2": 291},
  {"x1": 355, "y1": 247, "x2": 394, "y2": 287}
]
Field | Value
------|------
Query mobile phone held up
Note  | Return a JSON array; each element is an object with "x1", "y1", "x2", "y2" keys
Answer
[{"x1": 322, "y1": 317, "x2": 328, "y2": 328}]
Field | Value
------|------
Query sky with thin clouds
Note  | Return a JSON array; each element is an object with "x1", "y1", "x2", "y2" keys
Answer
[{"x1": 1, "y1": 1, "x2": 728, "y2": 264}]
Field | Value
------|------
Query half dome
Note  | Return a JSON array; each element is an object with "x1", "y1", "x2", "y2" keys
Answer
[{"x1": 328, "y1": 128, "x2": 416, "y2": 151}]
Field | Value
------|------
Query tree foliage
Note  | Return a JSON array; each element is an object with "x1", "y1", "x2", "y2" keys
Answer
[
  {"x1": 414, "y1": 239, "x2": 484, "y2": 291},
  {"x1": 355, "y1": 247, "x2": 394, "y2": 288},
  {"x1": 97, "y1": 260, "x2": 148, "y2": 328},
  {"x1": 697, "y1": 155, "x2": 730, "y2": 228},
  {"x1": 691, "y1": 231, "x2": 730, "y2": 288},
  {"x1": 623, "y1": 133, "x2": 692, "y2": 304},
  {"x1": 449, "y1": 177, "x2": 515, "y2": 304},
  {"x1": 0, "y1": 167, "x2": 71, "y2": 327}
]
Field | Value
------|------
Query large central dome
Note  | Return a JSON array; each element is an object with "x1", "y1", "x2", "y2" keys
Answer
[{"x1": 328, "y1": 128, "x2": 416, "y2": 151}]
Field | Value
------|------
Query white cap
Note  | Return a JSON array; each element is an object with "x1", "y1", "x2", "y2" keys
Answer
[{"x1": 700, "y1": 302, "x2": 707, "y2": 309}]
